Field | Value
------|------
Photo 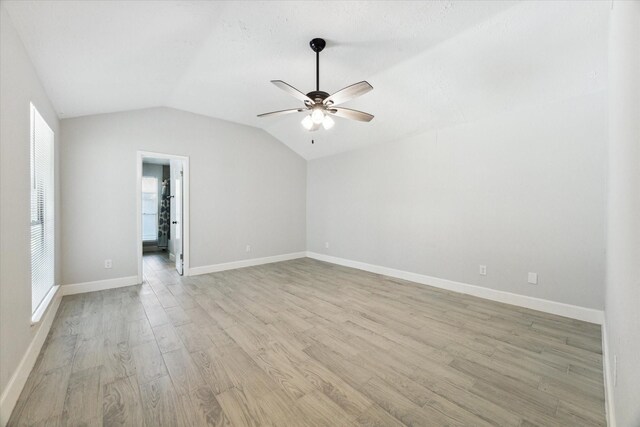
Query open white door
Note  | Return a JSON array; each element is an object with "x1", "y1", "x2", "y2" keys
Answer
[
  {"x1": 171, "y1": 159, "x2": 184, "y2": 275},
  {"x1": 138, "y1": 151, "x2": 189, "y2": 284}
]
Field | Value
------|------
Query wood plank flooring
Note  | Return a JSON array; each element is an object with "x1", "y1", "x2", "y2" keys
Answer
[{"x1": 9, "y1": 254, "x2": 606, "y2": 426}]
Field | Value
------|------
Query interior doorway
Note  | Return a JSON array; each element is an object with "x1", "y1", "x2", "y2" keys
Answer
[{"x1": 136, "y1": 151, "x2": 189, "y2": 283}]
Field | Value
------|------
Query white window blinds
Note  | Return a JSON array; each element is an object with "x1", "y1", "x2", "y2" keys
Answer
[{"x1": 30, "y1": 103, "x2": 55, "y2": 314}]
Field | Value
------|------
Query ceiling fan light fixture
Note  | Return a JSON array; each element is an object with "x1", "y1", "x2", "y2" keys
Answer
[
  {"x1": 311, "y1": 108, "x2": 325, "y2": 124},
  {"x1": 301, "y1": 115, "x2": 314, "y2": 130},
  {"x1": 322, "y1": 115, "x2": 334, "y2": 130},
  {"x1": 258, "y1": 38, "x2": 374, "y2": 132}
]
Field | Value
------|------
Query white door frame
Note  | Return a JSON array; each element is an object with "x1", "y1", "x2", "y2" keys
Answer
[{"x1": 136, "y1": 151, "x2": 190, "y2": 283}]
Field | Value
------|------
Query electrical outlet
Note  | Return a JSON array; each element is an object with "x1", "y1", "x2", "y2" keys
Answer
[
  {"x1": 479, "y1": 265, "x2": 487, "y2": 276},
  {"x1": 528, "y1": 272, "x2": 538, "y2": 284},
  {"x1": 245, "y1": 245, "x2": 251, "y2": 253},
  {"x1": 325, "y1": 242, "x2": 330, "y2": 249},
  {"x1": 104, "y1": 259, "x2": 112, "y2": 269}
]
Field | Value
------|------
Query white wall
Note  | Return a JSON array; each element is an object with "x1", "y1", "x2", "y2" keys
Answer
[
  {"x1": 605, "y1": 2, "x2": 640, "y2": 426},
  {"x1": 308, "y1": 91, "x2": 607, "y2": 310},
  {"x1": 0, "y1": 4, "x2": 60, "y2": 415},
  {"x1": 60, "y1": 107, "x2": 306, "y2": 284}
]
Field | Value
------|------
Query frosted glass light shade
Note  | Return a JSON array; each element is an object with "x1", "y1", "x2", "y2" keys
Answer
[
  {"x1": 301, "y1": 115, "x2": 314, "y2": 130},
  {"x1": 311, "y1": 109, "x2": 325, "y2": 124},
  {"x1": 322, "y1": 115, "x2": 334, "y2": 130}
]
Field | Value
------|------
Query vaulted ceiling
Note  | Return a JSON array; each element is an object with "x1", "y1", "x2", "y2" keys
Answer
[{"x1": 3, "y1": 1, "x2": 608, "y2": 159}]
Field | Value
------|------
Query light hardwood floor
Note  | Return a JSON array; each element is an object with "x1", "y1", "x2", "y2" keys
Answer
[{"x1": 9, "y1": 257, "x2": 606, "y2": 426}]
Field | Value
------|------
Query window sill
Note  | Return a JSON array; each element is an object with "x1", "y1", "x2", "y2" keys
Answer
[{"x1": 31, "y1": 285, "x2": 60, "y2": 326}]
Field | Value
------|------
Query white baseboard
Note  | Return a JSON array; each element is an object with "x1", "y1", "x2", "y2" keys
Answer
[
  {"x1": 189, "y1": 252, "x2": 307, "y2": 276},
  {"x1": 306, "y1": 252, "x2": 605, "y2": 325},
  {"x1": 0, "y1": 287, "x2": 62, "y2": 427},
  {"x1": 62, "y1": 275, "x2": 140, "y2": 296},
  {"x1": 601, "y1": 322, "x2": 616, "y2": 427}
]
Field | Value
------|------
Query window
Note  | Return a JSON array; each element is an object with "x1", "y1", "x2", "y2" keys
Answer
[
  {"x1": 142, "y1": 176, "x2": 159, "y2": 241},
  {"x1": 30, "y1": 103, "x2": 55, "y2": 314}
]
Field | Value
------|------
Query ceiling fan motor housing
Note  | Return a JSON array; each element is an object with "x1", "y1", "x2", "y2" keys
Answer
[{"x1": 306, "y1": 90, "x2": 330, "y2": 104}]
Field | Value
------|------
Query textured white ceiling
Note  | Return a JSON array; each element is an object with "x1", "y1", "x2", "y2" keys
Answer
[{"x1": 3, "y1": 1, "x2": 608, "y2": 159}]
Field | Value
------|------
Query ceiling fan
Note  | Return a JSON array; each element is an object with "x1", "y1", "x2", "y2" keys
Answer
[{"x1": 257, "y1": 38, "x2": 374, "y2": 131}]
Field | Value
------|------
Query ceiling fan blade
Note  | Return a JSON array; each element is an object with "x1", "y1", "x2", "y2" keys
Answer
[
  {"x1": 327, "y1": 107, "x2": 374, "y2": 122},
  {"x1": 323, "y1": 81, "x2": 373, "y2": 107},
  {"x1": 271, "y1": 80, "x2": 314, "y2": 105},
  {"x1": 257, "y1": 108, "x2": 307, "y2": 118}
]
